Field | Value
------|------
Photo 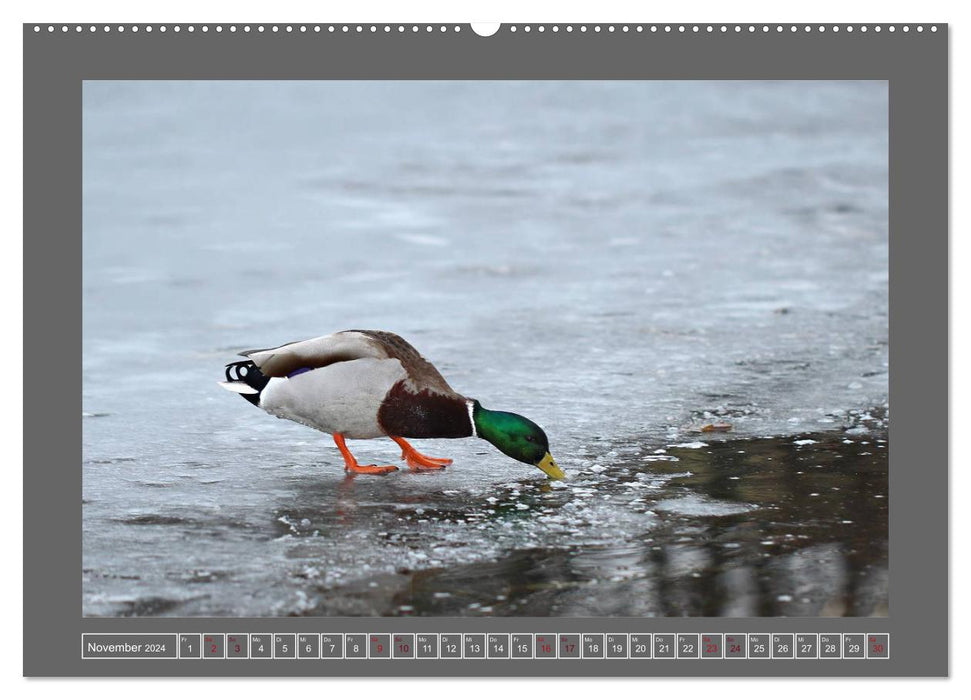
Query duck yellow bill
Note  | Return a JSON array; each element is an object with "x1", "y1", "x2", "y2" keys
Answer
[{"x1": 537, "y1": 452, "x2": 565, "y2": 480}]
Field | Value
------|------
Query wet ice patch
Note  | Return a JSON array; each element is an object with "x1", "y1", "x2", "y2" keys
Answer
[
  {"x1": 643, "y1": 454, "x2": 680, "y2": 462},
  {"x1": 633, "y1": 470, "x2": 693, "y2": 490},
  {"x1": 654, "y1": 494, "x2": 757, "y2": 517}
]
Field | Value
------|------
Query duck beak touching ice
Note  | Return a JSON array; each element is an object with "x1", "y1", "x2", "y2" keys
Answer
[{"x1": 218, "y1": 330, "x2": 565, "y2": 480}]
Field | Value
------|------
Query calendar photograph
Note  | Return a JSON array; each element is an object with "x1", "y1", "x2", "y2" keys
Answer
[{"x1": 82, "y1": 80, "x2": 888, "y2": 618}]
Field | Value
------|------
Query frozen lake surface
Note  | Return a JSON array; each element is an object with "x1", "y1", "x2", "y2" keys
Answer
[{"x1": 82, "y1": 81, "x2": 888, "y2": 617}]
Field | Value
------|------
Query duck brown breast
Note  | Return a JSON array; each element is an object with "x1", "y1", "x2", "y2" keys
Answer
[{"x1": 377, "y1": 381, "x2": 473, "y2": 438}]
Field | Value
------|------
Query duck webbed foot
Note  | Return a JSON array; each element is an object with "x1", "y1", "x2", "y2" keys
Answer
[
  {"x1": 333, "y1": 433, "x2": 399, "y2": 475},
  {"x1": 391, "y1": 436, "x2": 453, "y2": 471}
]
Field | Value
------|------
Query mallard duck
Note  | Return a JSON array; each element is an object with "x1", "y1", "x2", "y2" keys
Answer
[{"x1": 219, "y1": 330, "x2": 564, "y2": 479}]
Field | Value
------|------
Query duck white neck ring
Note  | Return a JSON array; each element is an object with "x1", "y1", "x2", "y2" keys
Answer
[{"x1": 466, "y1": 400, "x2": 477, "y2": 438}]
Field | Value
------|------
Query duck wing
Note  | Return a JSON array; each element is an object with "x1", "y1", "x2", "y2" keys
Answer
[
  {"x1": 346, "y1": 329, "x2": 458, "y2": 396},
  {"x1": 240, "y1": 331, "x2": 389, "y2": 378}
]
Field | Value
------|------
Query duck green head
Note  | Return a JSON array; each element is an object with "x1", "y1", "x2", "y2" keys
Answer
[{"x1": 471, "y1": 401, "x2": 564, "y2": 480}]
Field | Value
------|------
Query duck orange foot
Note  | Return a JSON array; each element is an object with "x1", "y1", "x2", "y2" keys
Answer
[
  {"x1": 333, "y1": 433, "x2": 398, "y2": 475},
  {"x1": 391, "y1": 436, "x2": 453, "y2": 471},
  {"x1": 347, "y1": 463, "x2": 399, "y2": 475}
]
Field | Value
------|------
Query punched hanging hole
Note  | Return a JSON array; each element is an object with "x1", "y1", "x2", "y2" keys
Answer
[{"x1": 471, "y1": 23, "x2": 500, "y2": 37}]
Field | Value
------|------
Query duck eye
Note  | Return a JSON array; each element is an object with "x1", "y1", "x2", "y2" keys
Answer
[{"x1": 524, "y1": 435, "x2": 535, "y2": 443}]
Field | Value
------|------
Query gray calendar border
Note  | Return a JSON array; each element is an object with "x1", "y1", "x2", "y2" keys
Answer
[{"x1": 23, "y1": 23, "x2": 947, "y2": 677}]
